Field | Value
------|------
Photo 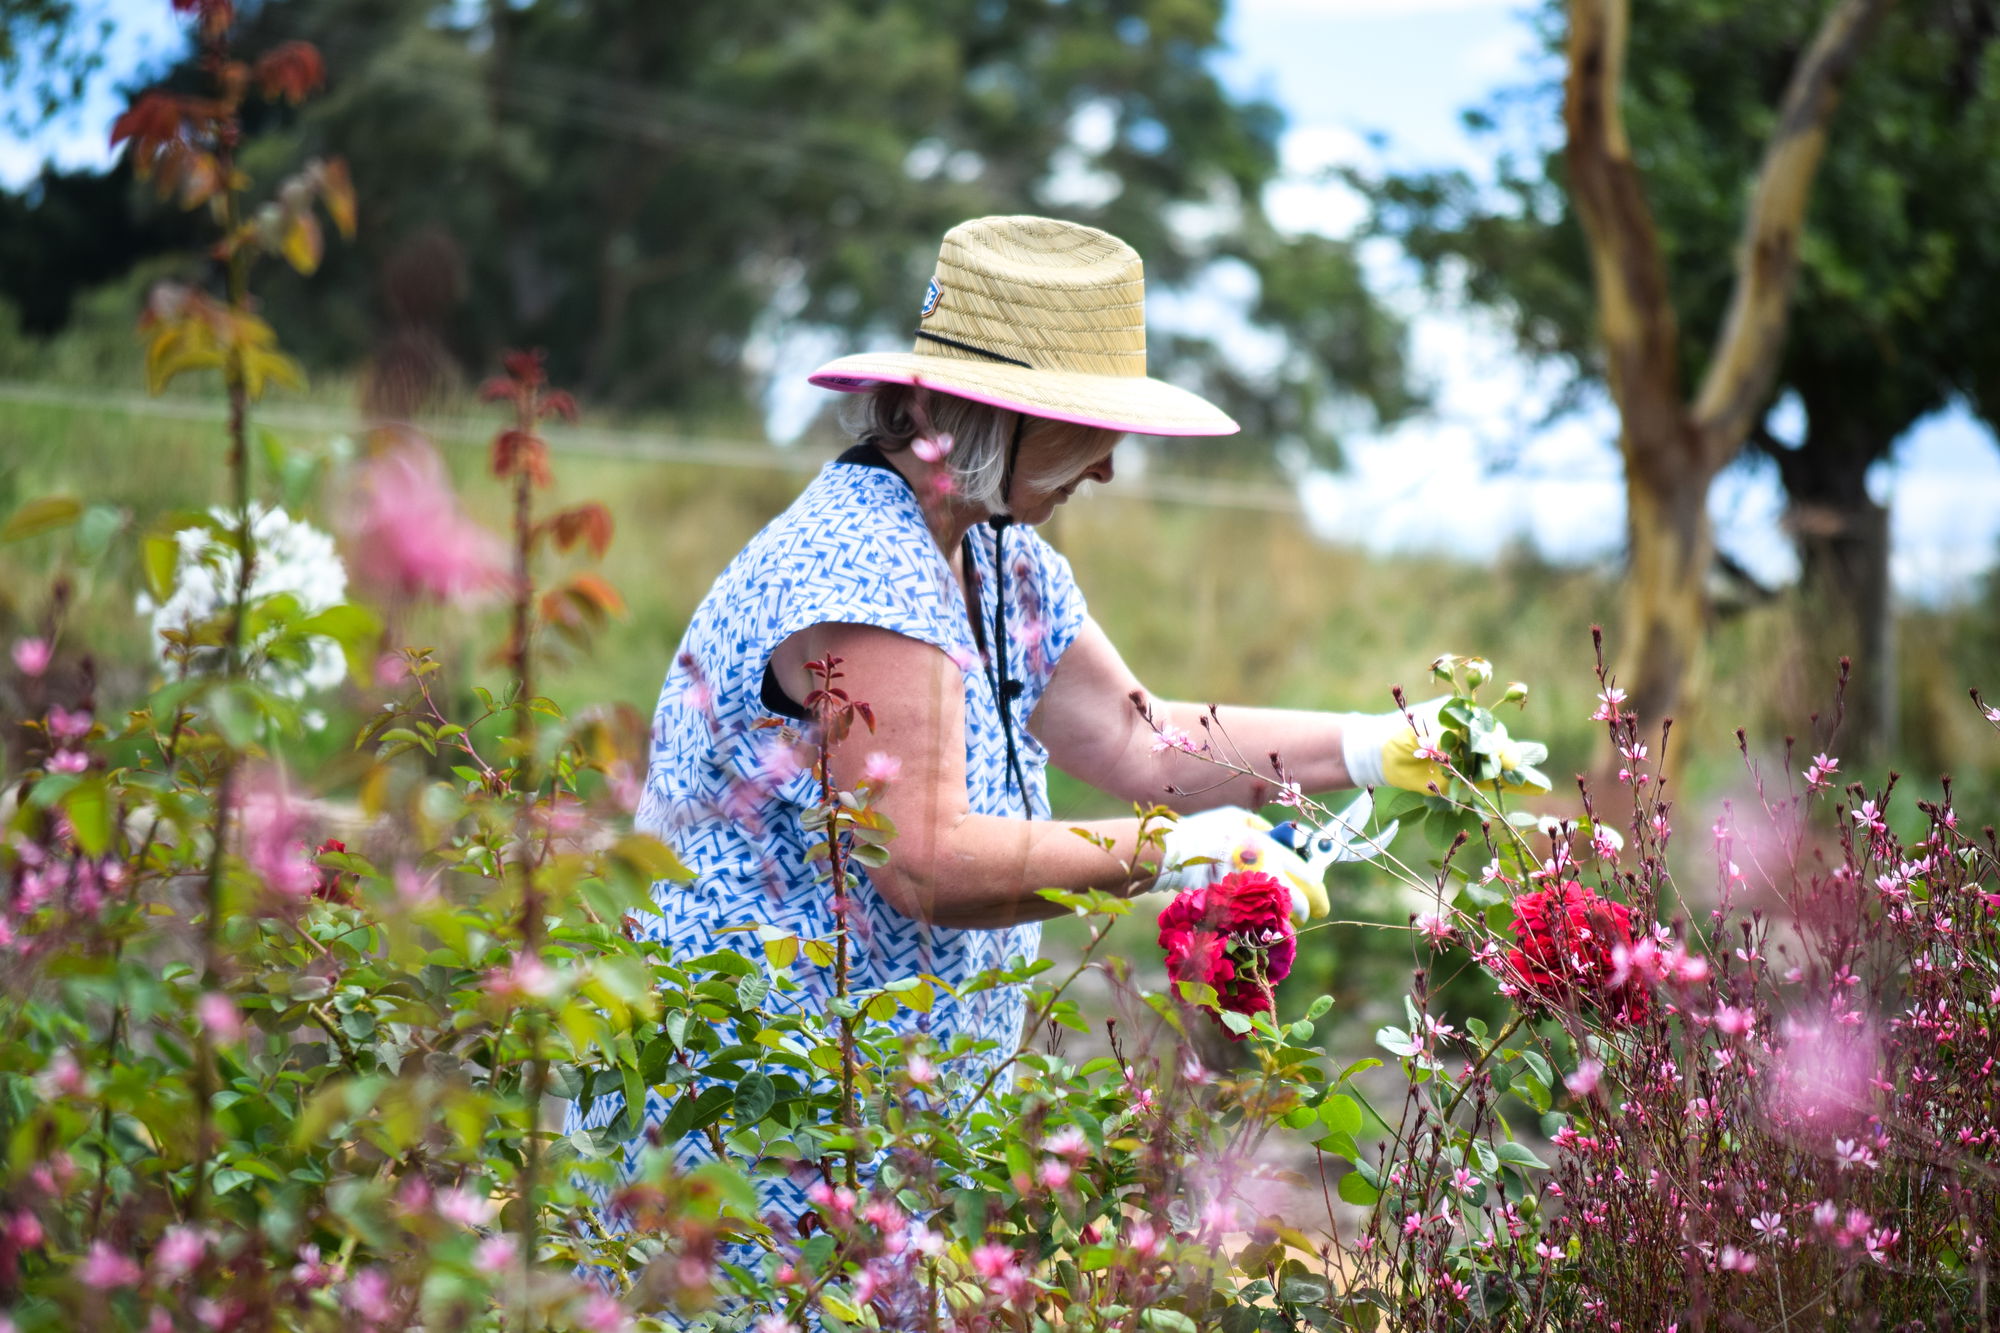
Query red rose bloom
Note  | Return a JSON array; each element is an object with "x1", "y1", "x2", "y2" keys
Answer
[
  {"x1": 311, "y1": 838, "x2": 352, "y2": 904},
  {"x1": 1505, "y1": 880, "x2": 1650, "y2": 1024},
  {"x1": 1158, "y1": 870, "x2": 1297, "y2": 1038}
]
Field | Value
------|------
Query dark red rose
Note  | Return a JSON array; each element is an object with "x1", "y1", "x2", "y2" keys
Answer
[
  {"x1": 1505, "y1": 880, "x2": 1649, "y2": 1024},
  {"x1": 310, "y1": 838, "x2": 351, "y2": 903},
  {"x1": 1158, "y1": 871, "x2": 1297, "y2": 1039}
]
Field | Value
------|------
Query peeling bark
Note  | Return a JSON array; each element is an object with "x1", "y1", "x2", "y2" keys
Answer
[{"x1": 1561, "y1": 0, "x2": 1895, "y2": 756}]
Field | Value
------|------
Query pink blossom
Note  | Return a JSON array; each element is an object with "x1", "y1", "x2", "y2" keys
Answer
[
  {"x1": 1590, "y1": 687, "x2": 1626, "y2": 722},
  {"x1": 1037, "y1": 1160, "x2": 1073, "y2": 1191},
  {"x1": 1750, "y1": 1212, "x2": 1786, "y2": 1244},
  {"x1": 472, "y1": 1235, "x2": 517, "y2": 1276},
  {"x1": 1851, "y1": 800, "x2": 1887, "y2": 836},
  {"x1": 45, "y1": 706, "x2": 91, "y2": 742},
  {"x1": 236, "y1": 774, "x2": 318, "y2": 900},
  {"x1": 1712, "y1": 1005, "x2": 1754, "y2": 1037},
  {"x1": 6, "y1": 1211, "x2": 43, "y2": 1250},
  {"x1": 483, "y1": 953, "x2": 558, "y2": 1003},
  {"x1": 574, "y1": 1291, "x2": 633, "y2": 1333},
  {"x1": 1125, "y1": 1219, "x2": 1160, "y2": 1258},
  {"x1": 1717, "y1": 1245, "x2": 1757, "y2": 1273},
  {"x1": 394, "y1": 864, "x2": 441, "y2": 906},
  {"x1": 861, "y1": 751, "x2": 902, "y2": 784},
  {"x1": 905, "y1": 1052, "x2": 936, "y2": 1086},
  {"x1": 435, "y1": 1187, "x2": 495, "y2": 1228},
  {"x1": 290, "y1": 1242, "x2": 339, "y2": 1289},
  {"x1": 340, "y1": 437, "x2": 511, "y2": 603},
  {"x1": 38, "y1": 1049, "x2": 87, "y2": 1099},
  {"x1": 47, "y1": 751, "x2": 87, "y2": 774},
  {"x1": 911, "y1": 433, "x2": 955, "y2": 463},
  {"x1": 197, "y1": 992, "x2": 245, "y2": 1044},
  {"x1": 753, "y1": 1318, "x2": 799, "y2": 1333},
  {"x1": 1564, "y1": 1058, "x2": 1603, "y2": 1098},
  {"x1": 344, "y1": 1267, "x2": 396, "y2": 1322},
  {"x1": 1413, "y1": 912, "x2": 1454, "y2": 944},
  {"x1": 11, "y1": 637, "x2": 51, "y2": 677},
  {"x1": 153, "y1": 1226, "x2": 206, "y2": 1279},
  {"x1": 1043, "y1": 1125, "x2": 1089, "y2": 1160},
  {"x1": 1150, "y1": 723, "x2": 1196, "y2": 755},
  {"x1": 1803, "y1": 752, "x2": 1840, "y2": 791},
  {"x1": 79, "y1": 1241, "x2": 143, "y2": 1288}
]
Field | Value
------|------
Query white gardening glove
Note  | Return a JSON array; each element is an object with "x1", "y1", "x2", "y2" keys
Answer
[
  {"x1": 1154, "y1": 806, "x2": 1329, "y2": 922},
  {"x1": 1338, "y1": 697, "x2": 1449, "y2": 793}
]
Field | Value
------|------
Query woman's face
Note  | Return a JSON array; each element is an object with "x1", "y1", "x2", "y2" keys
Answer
[{"x1": 1007, "y1": 427, "x2": 1121, "y2": 526}]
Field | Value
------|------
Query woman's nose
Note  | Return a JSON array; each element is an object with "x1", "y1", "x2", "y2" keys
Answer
[{"x1": 1085, "y1": 452, "x2": 1116, "y2": 485}]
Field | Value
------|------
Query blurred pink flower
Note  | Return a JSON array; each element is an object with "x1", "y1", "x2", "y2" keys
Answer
[
  {"x1": 575, "y1": 1291, "x2": 633, "y2": 1333},
  {"x1": 862, "y1": 751, "x2": 902, "y2": 784},
  {"x1": 236, "y1": 782, "x2": 318, "y2": 901},
  {"x1": 47, "y1": 751, "x2": 87, "y2": 774},
  {"x1": 1767, "y1": 1019, "x2": 1876, "y2": 1134},
  {"x1": 153, "y1": 1225, "x2": 206, "y2": 1279},
  {"x1": 79, "y1": 1240, "x2": 143, "y2": 1288},
  {"x1": 197, "y1": 992, "x2": 245, "y2": 1044},
  {"x1": 435, "y1": 1187, "x2": 495, "y2": 1228},
  {"x1": 341, "y1": 437, "x2": 511, "y2": 603},
  {"x1": 344, "y1": 1267, "x2": 396, "y2": 1322},
  {"x1": 472, "y1": 1235, "x2": 518, "y2": 1276},
  {"x1": 11, "y1": 638, "x2": 50, "y2": 677},
  {"x1": 46, "y1": 706, "x2": 91, "y2": 742}
]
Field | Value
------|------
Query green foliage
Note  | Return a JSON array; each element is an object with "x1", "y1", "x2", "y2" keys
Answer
[{"x1": 119, "y1": 0, "x2": 1419, "y2": 468}]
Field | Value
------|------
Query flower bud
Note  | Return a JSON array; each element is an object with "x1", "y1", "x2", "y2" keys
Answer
[
  {"x1": 1429, "y1": 654, "x2": 1461, "y2": 683},
  {"x1": 1463, "y1": 657, "x2": 1492, "y2": 689},
  {"x1": 1500, "y1": 681, "x2": 1529, "y2": 707}
]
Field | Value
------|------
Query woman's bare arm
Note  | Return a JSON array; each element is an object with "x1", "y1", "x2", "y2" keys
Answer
[
  {"x1": 776, "y1": 619, "x2": 1157, "y2": 930},
  {"x1": 1027, "y1": 617, "x2": 1359, "y2": 810}
]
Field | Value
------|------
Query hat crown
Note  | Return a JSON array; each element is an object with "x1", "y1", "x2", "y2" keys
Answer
[{"x1": 915, "y1": 216, "x2": 1147, "y2": 379}]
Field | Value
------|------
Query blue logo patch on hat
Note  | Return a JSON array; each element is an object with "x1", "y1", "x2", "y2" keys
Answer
[{"x1": 919, "y1": 276, "x2": 942, "y2": 320}]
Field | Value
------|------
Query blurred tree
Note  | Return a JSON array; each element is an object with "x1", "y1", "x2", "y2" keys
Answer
[
  {"x1": 1364, "y1": 0, "x2": 2000, "y2": 758},
  {"x1": 1, "y1": 0, "x2": 104, "y2": 128},
  {"x1": 102, "y1": 0, "x2": 1419, "y2": 467}
]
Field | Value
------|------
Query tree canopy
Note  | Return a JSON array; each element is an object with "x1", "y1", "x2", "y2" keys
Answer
[{"x1": 7, "y1": 0, "x2": 1420, "y2": 469}]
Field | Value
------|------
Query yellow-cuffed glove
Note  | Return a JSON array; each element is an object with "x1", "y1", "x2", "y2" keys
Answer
[
  {"x1": 1339, "y1": 699, "x2": 1551, "y2": 796},
  {"x1": 1155, "y1": 806, "x2": 1330, "y2": 922}
]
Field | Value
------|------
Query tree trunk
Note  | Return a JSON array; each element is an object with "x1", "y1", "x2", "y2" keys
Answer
[
  {"x1": 1620, "y1": 428, "x2": 1716, "y2": 737},
  {"x1": 1787, "y1": 491, "x2": 1894, "y2": 759}
]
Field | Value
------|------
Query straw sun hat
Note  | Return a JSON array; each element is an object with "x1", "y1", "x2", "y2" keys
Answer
[{"x1": 808, "y1": 215, "x2": 1239, "y2": 438}]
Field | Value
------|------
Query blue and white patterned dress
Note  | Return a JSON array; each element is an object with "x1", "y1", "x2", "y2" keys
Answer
[{"x1": 565, "y1": 443, "x2": 1088, "y2": 1236}]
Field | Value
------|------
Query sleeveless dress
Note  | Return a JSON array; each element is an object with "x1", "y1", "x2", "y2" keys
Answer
[{"x1": 565, "y1": 443, "x2": 1089, "y2": 1240}]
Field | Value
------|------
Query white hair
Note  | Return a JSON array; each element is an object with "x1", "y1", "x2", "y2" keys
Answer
[{"x1": 841, "y1": 385, "x2": 1119, "y2": 516}]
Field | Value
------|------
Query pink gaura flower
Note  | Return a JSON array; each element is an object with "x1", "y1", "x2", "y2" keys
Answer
[
  {"x1": 344, "y1": 1267, "x2": 396, "y2": 1322},
  {"x1": 1043, "y1": 1125, "x2": 1088, "y2": 1160},
  {"x1": 1564, "y1": 1058, "x2": 1603, "y2": 1098},
  {"x1": 153, "y1": 1226, "x2": 206, "y2": 1279},
  {"x1": 861, "y1": 751, "x2": 902, "y2": 785},
  {"x1": 11, "y1": 637, "x2": 51, "y2": 677},
  {"x1": 46, "y1": 751, "x2": 87, "y2": 774},
  {"x1": 1150, "y1": 723, "x2": 1196, "y2": 755},
  {"x1": 472, "y1": 1235, "x2": 517, "y2": 1276},
  {"x1": 79, "y1": 1240, "x2": 143, "y2": 1288},
  {"x1": 197, "y1": 992, "x2": 245, "y2": 1044},
  {"x1": 1590, "y1": 686, "x2": 1626, "y2": 722},
  {"x1": 483, "y1": 953, "x2": 557, "y2": 1003},
  {"x1": 574, "y1": 1291, "x2": 633, "y2": 1333},
  {"x1": 235, "y1": 771, "x2": 319, "y2": 900},
  {"x1": 46, "y1": 706, "x2": 91, "y2": 742},
  {"x1": 435, "y1": 1187, "x2": 496, "y2": 1228},
  {"x1": 340, "y1": 434, "x2": 511, "y2": 603}
]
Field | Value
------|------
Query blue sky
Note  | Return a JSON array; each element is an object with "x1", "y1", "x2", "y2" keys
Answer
[{"x1": 11, "y1": 0, "x2": 2000, "y2": 600}]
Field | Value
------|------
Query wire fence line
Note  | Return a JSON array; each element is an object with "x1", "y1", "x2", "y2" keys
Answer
[{"x1": 0, "y1": 379, "x2": 1307, "y2": 515}]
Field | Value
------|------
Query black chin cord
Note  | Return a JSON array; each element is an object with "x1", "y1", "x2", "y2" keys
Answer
[{"x1": 989, "y1": 413, "x2": 1030, "y2": 818}]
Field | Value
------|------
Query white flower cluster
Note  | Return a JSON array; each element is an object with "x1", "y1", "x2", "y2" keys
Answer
[{"x1": 136, "y1": 504, "x2": 349, "y2": 705}]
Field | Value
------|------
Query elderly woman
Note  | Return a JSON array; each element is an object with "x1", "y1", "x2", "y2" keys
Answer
[{"x1": 569, "y1": 215, "x2": 1461, "y2": 1231}]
